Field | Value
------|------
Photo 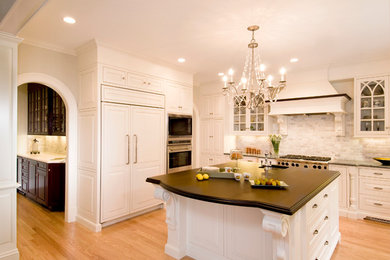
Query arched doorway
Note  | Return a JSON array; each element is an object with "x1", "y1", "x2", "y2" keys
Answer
[{"x1": 18, "y1": 73, "x2": 77, "y2": 222}]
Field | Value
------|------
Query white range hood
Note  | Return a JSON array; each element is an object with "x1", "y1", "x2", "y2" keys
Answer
[
  {"x1": 268, "y1": 80, "x2": 352, "y2": 136},
  {"x1": 268, "y1": 94, "x2": 351, "y2": 115}
]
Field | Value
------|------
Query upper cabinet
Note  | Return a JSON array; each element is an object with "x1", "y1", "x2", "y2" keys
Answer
[
  {"x1": 354, "y1": 76, "x2": 389, "y2": 137},
  {"x1": 231, "y1": 95, "x2": 268, "y2": 135},
  {"x1": 102, "y1": 66, "x2": 164, "y2": 94},
  {"x1": 165, "y1": 82, "x2": 193, "y2": 114},
  {"x1": 199, "y1": 95, "x2": 225, "y2": 119},
  {"x1": 28, "y1": 83, "x2": 66, "y2": 136}
]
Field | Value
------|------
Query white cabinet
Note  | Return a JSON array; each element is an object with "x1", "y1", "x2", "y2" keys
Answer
[
  {"x1": 200, "y1": 119, "x2": 227, "y2": 167},
  {"x1": 231, "y1": 95, "x2": 269, "y2": 134},
  {"x1": 166, "y1": 82, "x2": 193, "y2": 114},
  {"x1": 354, "y1": 76, "x2": 390, "y2": 137},
  {"x1": 102, "y1": 66, "x2": 164, "y2": 94},
  {"x1": 200, "y1": 95, "x2": 225, "y2": 119},
  {"x1": 101, "y1": 101, "x2": 164, "y2": 222},
  {"x1": 358, "y1": 167, "x2": 390, "y2": 220}
]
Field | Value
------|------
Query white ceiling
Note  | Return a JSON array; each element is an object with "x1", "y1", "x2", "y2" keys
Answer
[{"x1": 15, "y1": 0, "x2": 390, "y2": 83}]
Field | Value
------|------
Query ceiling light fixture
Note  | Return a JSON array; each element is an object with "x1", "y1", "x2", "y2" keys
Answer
[
  {"x1": 222, "y1": 25, "x2": 286, "y2": 108},
  {"x1": 63, "y1": 16, "x2": 76, "y2": 24},
  {"x1": 178, "y1": 58, "x2": 186, "y2": 63},
  {"x1": 290, "y1": 58, "x2": 299, "y2": 63}
]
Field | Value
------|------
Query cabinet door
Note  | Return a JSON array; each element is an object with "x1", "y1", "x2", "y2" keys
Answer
[
  {"x1": 180, "y1": 86, "x2": 193, "y2": 114},
  {"x1": 165, "y1": 83, "x2": 181, "y2": 112},
  {"x1": 102, "y1": 67, "x2": 127, "y2": 86},
  {"x1": 355, "y1": 76, "x2": 389, "y2": 136},
  {"x1": 200, "y1": 119, "x2": 212, "y2": 154},
  {"x1": 101, "y1": 103, "x2": 131, "y2": 222},
  {"x1": 212, "y1": 95, "x2": 225, "y2": 119},
  {"x1": 199, "y1": 96, "x2": 212, "y2": 119},
  {"x1": 36, "y1": 167, "x2": 48, "y2": 206},
  {"x1": 28, "y1": 160, "x2": 37, "y2": 196},
  {"x1": 130, "y1": 106, "x2": 164, "y2": 212},
  {"x1": 212, "y1": 119, "x2": 224, "y2": 155},
  {"x1": 329, "y1": 165, "x2": 348, "y2": 209}
]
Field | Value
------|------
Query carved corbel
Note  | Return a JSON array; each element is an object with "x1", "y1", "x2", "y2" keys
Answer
[
  {"x1": 154, "y1": 186, "x2": 177, "y2": 230},
  {"x1": 261, "y1": 210, "x2": 290, "y2": 260}
]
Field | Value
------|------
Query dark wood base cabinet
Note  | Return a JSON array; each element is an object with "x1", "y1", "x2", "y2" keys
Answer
[{"x1": 17, "y1": 156, "x2": 65, "y2": 211}]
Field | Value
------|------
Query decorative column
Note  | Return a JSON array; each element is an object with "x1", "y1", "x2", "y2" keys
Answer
[
  {"x1": 154, "y1": 186, "x2": 187, "y2": 259},
  {"x1": 0, "y1": 31, "x2": 22, "y2": 260},
  {"x1": 260, "y1": 209, "x2": 290, "y2": 260}
]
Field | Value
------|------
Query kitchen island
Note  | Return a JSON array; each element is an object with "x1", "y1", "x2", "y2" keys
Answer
[{"x1": 147, "y1": 161, "x2": 340, "y2": 260}]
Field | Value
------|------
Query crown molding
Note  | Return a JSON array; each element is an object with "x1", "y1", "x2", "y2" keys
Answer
[
  {"x1": 0, "y1": 31, "x2": 23, "y2": 43},
  {"x1": 21, "y1": 38, "x2": 77, "y2": 56}
]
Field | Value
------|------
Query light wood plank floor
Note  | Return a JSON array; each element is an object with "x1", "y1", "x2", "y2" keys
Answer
[{"x1": 17, "y1": 193, "x2": 390, "y2": 259}]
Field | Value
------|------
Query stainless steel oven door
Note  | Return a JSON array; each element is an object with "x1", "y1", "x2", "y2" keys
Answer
[{"x1": 168, "y1": 144, "x2": 192, "y2": 174}]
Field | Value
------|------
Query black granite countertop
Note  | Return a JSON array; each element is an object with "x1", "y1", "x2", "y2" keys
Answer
[{"x1": 147, "y1": 161, "x2": 339, "y2": 215}]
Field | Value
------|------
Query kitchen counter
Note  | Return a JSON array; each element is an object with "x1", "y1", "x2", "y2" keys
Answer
[
  {"x1": 17, "y1": 153, "x2": 66, "y2": 163},
  {"x1": 147, "y1": 161, "x2": 339, "y2": 215},
  {"x1": 329, "y1": 159, "x2": 390, "y2": 169},
  {"x1": 147, "y1": 161, "x2": 340, "y2": 260}
]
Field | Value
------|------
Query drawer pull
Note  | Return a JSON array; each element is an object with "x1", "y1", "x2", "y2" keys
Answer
[
  {"x1": 312, "y1": 204, "x2": 318, "y2": 209},
  {"x1": 374, "y1": 172, "x2": 383, "y2": 176},
  {"x1": 324, "y1": 241, "x2": 329, "y2": 246},
  {"x1": 374, "y1": 187, "x2": 383, "y2": 190},
  {"x1": 374, "y1": 202, "x2": 383, "y2": 206},
  {"x1": 323, "y1": 194, "x2": 328, "y2": 198},
  {"x1": 324, "y1": 216, "x2": 329, "y2": 221},
  {"x1": 313, "y1": 229, "x2": 318, "y2": 235}
]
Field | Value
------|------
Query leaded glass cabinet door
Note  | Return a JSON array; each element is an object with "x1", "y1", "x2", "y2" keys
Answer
[
  {"x1": 233, "y1": 95, "x2": 247, "y2": 132},
  {"x1": 355, "y1": 76, "x2": 389, "y2": 136}
]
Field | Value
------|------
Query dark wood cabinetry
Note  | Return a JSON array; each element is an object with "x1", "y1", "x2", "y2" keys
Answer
[
  {"x1": 17, "y1": 156, "x2": 65, "y2": 211},
  {"x1": 28, "y1": 83, "x2": 66, "y2": 136}
]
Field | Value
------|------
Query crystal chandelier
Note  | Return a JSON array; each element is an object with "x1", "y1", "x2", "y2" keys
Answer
[{"x1": 222, "y1": 25, "x2": 286, "y2": 109}]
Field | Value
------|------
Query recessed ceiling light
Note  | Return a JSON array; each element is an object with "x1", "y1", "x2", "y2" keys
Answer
[
  {"x1": 177, "y1": 58, "x2": 186, "y2": 63},
  {"x1": 290, "y1": 58, "x2": 299, "y2": 63},
  {"x1": 218, "y1": 72, "x2": 224, "y2": 76},
  {"x1": 63, "y1": 16, "x2": 76, "y2": 24}
]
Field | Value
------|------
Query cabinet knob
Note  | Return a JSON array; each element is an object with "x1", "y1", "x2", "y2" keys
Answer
[
  {"x1": 148, "y1": 82, "x2": 151, "y2": 85},
  {"x1": 324, "y1": 241, "x2": 329, "y2": 246},
  {"x1": 323, "y1": 194, "x2": 328, "y2": 198},
  {"x1": 324, "y1": 216, "x2": 329, "y2": 220},
  {"x1": 374, "y1": 202, "x2": 383, "y2": 206},
  {"x1": 312, "y1": 204, "x2": 318, "y2": 209},
  {"x1": 122, "y1": 76, "x2": 125, "y2": 80},
  {"x1": 313, "y1": 230, "x2": 318, "y2": 235}
]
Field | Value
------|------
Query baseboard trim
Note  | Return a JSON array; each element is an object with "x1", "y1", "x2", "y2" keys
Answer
[
  {"x1": 101, "y1": 203, "x2": 164, "y2": 228},
  {"x1": 76, "y1": 215, "x2": 102, "y2": 232},
  {"x1": 0, "y1": 249, "x2": 19, "y2": 260}
]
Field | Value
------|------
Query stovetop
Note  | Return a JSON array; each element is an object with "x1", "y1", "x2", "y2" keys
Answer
[{"x1": 279, "y1": 154, "x2": 332, "y2": 162}]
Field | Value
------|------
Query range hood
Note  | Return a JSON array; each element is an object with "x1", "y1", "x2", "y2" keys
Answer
[
  {"x1": 268, "y1": 94, "x2": 351, "y2": 115},
  {"x1": 267, "y1": 80, "x2": 352, "y2": 136}
]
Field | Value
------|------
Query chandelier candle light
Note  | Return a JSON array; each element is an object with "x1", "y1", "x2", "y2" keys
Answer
[{"x1": 222, "y1": 25, "x2": 287, "y2": 108}]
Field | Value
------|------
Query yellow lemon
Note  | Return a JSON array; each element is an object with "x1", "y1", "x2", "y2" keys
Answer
[
  {"x1": 255, "y1": 180, "x2": 261, "y2": 185},
  {"x1": 203, "y1": 174, "x2": 209, "y2": 180},
  {"x1": 196, "y1": 175, "x2": 204, "y2": 181}
]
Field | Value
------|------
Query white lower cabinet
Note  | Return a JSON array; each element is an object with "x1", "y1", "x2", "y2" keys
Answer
[{"x1": 101, "y1": 102, "x2": 164, "y2": 222}]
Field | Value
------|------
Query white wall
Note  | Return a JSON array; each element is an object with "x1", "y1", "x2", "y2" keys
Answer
[{"x1": 18, "y1": 43, "x2": 79, "y2": 102}]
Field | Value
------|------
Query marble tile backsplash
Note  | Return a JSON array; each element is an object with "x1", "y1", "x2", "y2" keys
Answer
[
  {"x1": 27, "y1": 135, "x2": 67, "y2": 155},
  {"x1": 236, "y1": 113, "x2": 390, "y2": 161}
]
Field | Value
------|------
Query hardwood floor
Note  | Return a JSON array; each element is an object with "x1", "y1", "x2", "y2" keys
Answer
[{"x1": 17, "y1": 193, "x2": 390, "y2": 260}]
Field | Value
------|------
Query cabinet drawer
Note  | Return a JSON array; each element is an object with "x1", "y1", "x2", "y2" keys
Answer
[
  {"x1": 307, "y1": 209, "x2": 330, "y2": 250},
  {"x1": 359, "y1": 177, "x2": 390, "y2": 196},
  {"x1": 359, "y1": 194, "x2": 390, "y2": 216},
  {"x1": 310, "y1": 233, "x2": 331, "y2": 260},
  {"x1": 37, "y1": 161, "x2": 47, "y2": 170},
  {"x1": 102, "y1": 85, "x2": 164, "y2": 108},
  {"x1": 127, "y1": 73, "x2": 163, "y2": 94},
  {"x1": 306, "y1": 187, "x2": 330, "y2": 221},
  {"x1": 21, "y1": 170, "x2": 28, "y2": 178},
  {"x1": 359, "y1": 168, "x2": 390, "y2": 179},
  {"x1": 103, "y1": 67, "x2": 127, "y2": 86}
]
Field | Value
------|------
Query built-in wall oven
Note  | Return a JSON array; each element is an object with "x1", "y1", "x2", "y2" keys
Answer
[{"x1": 167, "y1": 138, "x2": 192, "y2": 174}]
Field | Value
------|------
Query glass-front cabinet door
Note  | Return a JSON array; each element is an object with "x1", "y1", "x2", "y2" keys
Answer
[
  {"x1": 355, "y1": 76, "x2": 389, "y2": 136},
  {"x1": 232, "y1": 95, "x2": 268, "y2": 134}
]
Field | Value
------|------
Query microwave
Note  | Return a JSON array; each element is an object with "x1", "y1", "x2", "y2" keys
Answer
[{"x1": 168, "y1": 114, "x2": 192, "y2": 137}]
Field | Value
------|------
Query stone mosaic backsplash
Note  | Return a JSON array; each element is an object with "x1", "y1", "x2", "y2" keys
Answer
[
  {"x1": 27, "y1": 135, "x2": 67, "y2": 155},
  {"x1": 236, "y1": 112, "x2": 390, "y2": 161}
]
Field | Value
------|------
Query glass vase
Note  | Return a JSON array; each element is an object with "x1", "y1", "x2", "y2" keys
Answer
[{"x1": 272, "y1": 141, "x2": 280, "y2": 158}]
